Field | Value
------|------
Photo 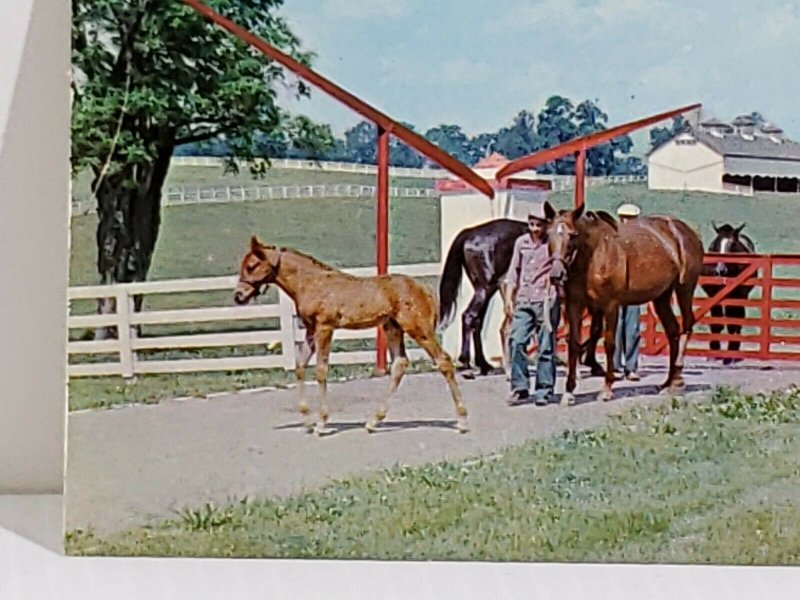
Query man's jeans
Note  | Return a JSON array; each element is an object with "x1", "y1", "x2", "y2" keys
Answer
[
  {"x1": 508, "y1": 299, "x2": 560, "y2": 401},
  {"x1": 613, "y1": 304, "x2": 642, "y2": 374}
]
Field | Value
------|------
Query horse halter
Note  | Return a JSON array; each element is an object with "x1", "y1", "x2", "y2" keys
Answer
[{"x1": 241, "y1": 250, "x2": 282, "y2": 299}]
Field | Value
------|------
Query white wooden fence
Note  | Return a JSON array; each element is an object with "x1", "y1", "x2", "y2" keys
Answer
[
  {"x1": 71, "y1": 184, "x2": 437, "y2": 216},
  {"x1": 67, "y1": 263, "x2": 441, "y2": 378},
  {"x1": 170, "y1": 156, "x2": 445, "y2": 178}
]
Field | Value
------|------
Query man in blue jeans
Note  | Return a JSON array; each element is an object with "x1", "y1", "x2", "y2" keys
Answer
[
  {"x1": 613, "y1": 203, "x2": 642, "y2": 381},
  {"x1": 504, "y1": 202, "x2": 560, "y2": 407}
]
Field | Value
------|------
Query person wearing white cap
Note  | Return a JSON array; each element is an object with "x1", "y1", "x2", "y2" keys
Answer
[
  {"x1": 614, "y1": 202, "x2": 642, "y2": 381},
  {"x1": 504, "y1": 201, "x2": 560, "y2": 406}
]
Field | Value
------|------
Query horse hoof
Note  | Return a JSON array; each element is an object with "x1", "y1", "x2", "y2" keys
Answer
[
  {"x1": 314, "y1": 425, "x2": 334, "y2": 437},
  {"x1": 590, "y1": 367, "x2": 605, "y2": 377},
  {"x1": 597, "y1": 389, "x2": 614, "y2": 402},
  {"x1": 457, "y1": 423, "x2": 469, "y2": 434},
  {"x1": 560, "y1": 392, "x2": 576, "y2": 406}
]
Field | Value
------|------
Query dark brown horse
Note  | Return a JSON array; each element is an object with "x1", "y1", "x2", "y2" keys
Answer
[
  {"x1": 548, "y1": 204, "x2": 705, "y2": 403},
  {"x1": 701, "y1": 223, "x2": 756, "y2": 363},
  {"x1": 438, "y1": 219, "x2": 528, "y2": 376}
]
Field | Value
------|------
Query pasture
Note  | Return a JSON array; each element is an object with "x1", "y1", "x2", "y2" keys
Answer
[{"x1": 68, "y1": 169, "x2": 800, "y2": 412}]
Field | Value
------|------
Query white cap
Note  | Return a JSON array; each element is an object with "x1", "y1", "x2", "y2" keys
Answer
[{"x1": 617, "y1": 203, "x2": 641, "y2": 217}]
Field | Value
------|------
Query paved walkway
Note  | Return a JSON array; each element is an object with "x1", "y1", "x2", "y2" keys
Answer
[{"x1": 65, "y1": 357, "x2": 800, "y2": 534}]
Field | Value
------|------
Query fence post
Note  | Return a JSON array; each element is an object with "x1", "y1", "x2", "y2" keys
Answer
[
  {"x1": 116, "y1": 290, "x2": 135, "y2": 379},
  {"x1": 278, "y1": 290, "x2": 298, "y2": 370},
  {"x1": 760, "y1": 256, "x2": 773, "y2": 360}
]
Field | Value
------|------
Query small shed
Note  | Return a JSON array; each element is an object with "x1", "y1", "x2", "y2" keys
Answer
[{"x1": 435, "y1": 153, "x2": 551, "y2": 364}]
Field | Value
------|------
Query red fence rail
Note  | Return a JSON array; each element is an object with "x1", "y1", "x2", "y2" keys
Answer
[{"x1": 540, "y1": 254, "x2": 800, "y2": 363}]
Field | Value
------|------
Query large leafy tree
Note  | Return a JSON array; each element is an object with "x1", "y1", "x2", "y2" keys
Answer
[
  {"x1": 71, "y1": 0, "x2": 332, "y2": 302},
  {"x1": 535, "y1": 95, "x2": 578, "y2": 174}
]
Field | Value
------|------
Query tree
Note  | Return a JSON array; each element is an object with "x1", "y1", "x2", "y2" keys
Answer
[
  {"x1": 71, "y1": 0, "x2": 332, "y2": 313},
  {"x1": 649, "y1": 116, "x2": 686, "y2": 150},
  {"x1": 467, "y1": 132, "x2": 499, "y2": 164},
  {"x1": 389, "y1": 122, "x2": 425, "y2": 168},
  {"x1": 494, "y1": 110, "x2": 539, "y2": 160},
  {"x1": 535, "y1": 95, "x2": 578, "y2": 174},
  {"x1": 342, "y1": 120, "x2": 378, "y2": 164},
  {"x1": 424, "y1": 125, "x2": 473, "y2": 165},
  {"x1": 572, "y1": 99, "x2": 634, "y2": 176}
]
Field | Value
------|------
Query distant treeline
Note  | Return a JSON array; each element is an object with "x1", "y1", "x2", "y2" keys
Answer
[{"x1": 175, "y1": 95, "x2": 651, "y2": 176}]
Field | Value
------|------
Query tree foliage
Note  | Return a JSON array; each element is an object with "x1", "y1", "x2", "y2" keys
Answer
[{"x1": 71, "y1": 0, "x2": 332, "y2": 294}]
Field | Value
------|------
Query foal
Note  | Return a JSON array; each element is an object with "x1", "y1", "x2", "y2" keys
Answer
[{"x1": 234, "y1": 236, "x2": 468, "y2": 435}]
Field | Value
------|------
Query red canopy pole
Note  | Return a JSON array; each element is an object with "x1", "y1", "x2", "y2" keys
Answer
[
  {"x1": 574, "y1": 148, "x2": 586, "y2": 208},
  {"x1": 375, "y1": 126, "x2": 390, "y2": 373}
]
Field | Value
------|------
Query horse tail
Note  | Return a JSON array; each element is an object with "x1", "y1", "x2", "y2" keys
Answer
[{"x1": 437, "y1": 230, "x2": 467, "y2": 332}]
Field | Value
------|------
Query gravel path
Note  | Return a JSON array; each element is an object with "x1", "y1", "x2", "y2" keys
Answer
[{"x1": 65, "y1": 357, "x2": 800, "y2": 534}]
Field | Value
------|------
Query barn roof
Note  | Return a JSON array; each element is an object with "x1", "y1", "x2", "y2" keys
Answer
[{"x1": 694, "y1": 129, "x2": 800, "y2": 162}]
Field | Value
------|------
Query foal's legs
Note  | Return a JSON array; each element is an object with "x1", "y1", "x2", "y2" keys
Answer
[
  {"x1": 406, "y1": 324, "x2": 468, "y2": 433},
  {"x1": 652, "y1": 290, "x2": 681, "y2": 391},
  {"x1": 295, "y1": 326, "x2": 317, "y2": 433},
  {"x1": 312, "y1": 326, "x2": 335, "y2": 436},
  {"x1": 365, "y1": 321, "x2": 409, "y2": 432}
]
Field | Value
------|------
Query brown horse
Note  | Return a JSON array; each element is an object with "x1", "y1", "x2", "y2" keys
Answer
[
  {"x1": 233, "y1": 236, "x2": 468, "y2": 436},
  {"x1": 548, "y1": 204, "x2": 704, "y2": 404}
]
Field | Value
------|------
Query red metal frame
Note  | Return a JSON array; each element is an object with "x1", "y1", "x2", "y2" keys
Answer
[
  {"x1": 181, "y1": 0, "x2": 495, "y2": 372},
  {"x1": 534, "y1": 254, "x2": 800, "y2": 364},
  {"x1": 495, "y1": 103, "x2": 701, "y2": 208}
]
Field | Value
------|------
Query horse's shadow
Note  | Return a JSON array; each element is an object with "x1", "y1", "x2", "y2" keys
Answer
[
  {"x1": 274, "y1": 418, "x2": 460, "y2": 437},
  {"x1": 567, "y1": 382, "x2": 712, "y2": 406}
]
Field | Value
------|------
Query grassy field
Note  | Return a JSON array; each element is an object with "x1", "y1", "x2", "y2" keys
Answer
[
  {"x1": 68, "y1": 178, "x2": 800, "y2": 411},
  {"x1": 65, "y1": 384, "x2": 800, "y2": 563}
]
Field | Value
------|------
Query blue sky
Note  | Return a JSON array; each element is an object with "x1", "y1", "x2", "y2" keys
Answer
[{"x1": 277, "y1": 0, "x2": 800, "y2": 151}]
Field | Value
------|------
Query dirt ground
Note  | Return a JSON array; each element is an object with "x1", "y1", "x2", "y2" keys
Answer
[{"x1": 65, "y1": 356, "x2": 800, "y2": 535}]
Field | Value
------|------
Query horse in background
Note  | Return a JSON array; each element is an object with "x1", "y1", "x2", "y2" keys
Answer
[
  {"x1": 438, "y1": 219, "x2": 528, "y2": 377},
  {"x1": 701, "y1": 223, "x2": 757, "y2": 364}
]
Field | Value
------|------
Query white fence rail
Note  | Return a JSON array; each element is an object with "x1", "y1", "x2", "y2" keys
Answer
[
  {"x1": 72, "y1": 184, "x2": 437, "y2": 216},
  {"x1": 67, "y1": 263, "x2": 441, "y2": 378},
  {"x1": 170, "y1": 156, "x2": 446, "y2": 178},
  {"x1": 72, "y1": 176, "x2": 647, "y2": 216}
]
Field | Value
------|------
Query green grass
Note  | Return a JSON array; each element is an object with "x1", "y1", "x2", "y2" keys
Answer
[
  {"x1": 65, "y1": 385, "x2": 800, "y2": 564},
  {"x1": 67, "y1": 181, "x2": 800, "y2": 412}
]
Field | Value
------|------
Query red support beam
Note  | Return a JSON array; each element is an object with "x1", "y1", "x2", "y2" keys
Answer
[
  {"x1": 574, "y1": 148, "x2": 586, "y2": 208},
  {"x1": 496, "y1": 103, "x2": 702, "y2": 181},
  {"x1": 376, "y1": 127, "x2": 390, "y2": 372},
  {"x1": 181, "y1": 0, "x2": 493, "y2": 200}
]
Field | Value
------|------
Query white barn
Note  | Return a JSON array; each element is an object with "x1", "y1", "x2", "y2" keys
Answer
[{"x1": 647, "y1": 116, "x2": 800, "y2": 195}]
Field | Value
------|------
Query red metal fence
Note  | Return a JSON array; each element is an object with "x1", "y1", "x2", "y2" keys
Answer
[{"x1": 545, "y1": 254, "x2": 800, "y2": 363}]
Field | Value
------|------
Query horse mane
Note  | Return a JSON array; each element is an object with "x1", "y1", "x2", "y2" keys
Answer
[
  {"x1": 594, "y1": 210, "x2": 619, "y2": 231},
  {"x1": 578, "y1": 210, "x2": 618, "y2": 234},
  {"x1": 281, "y1": 247, "x2": 339, "y2": 271}
]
